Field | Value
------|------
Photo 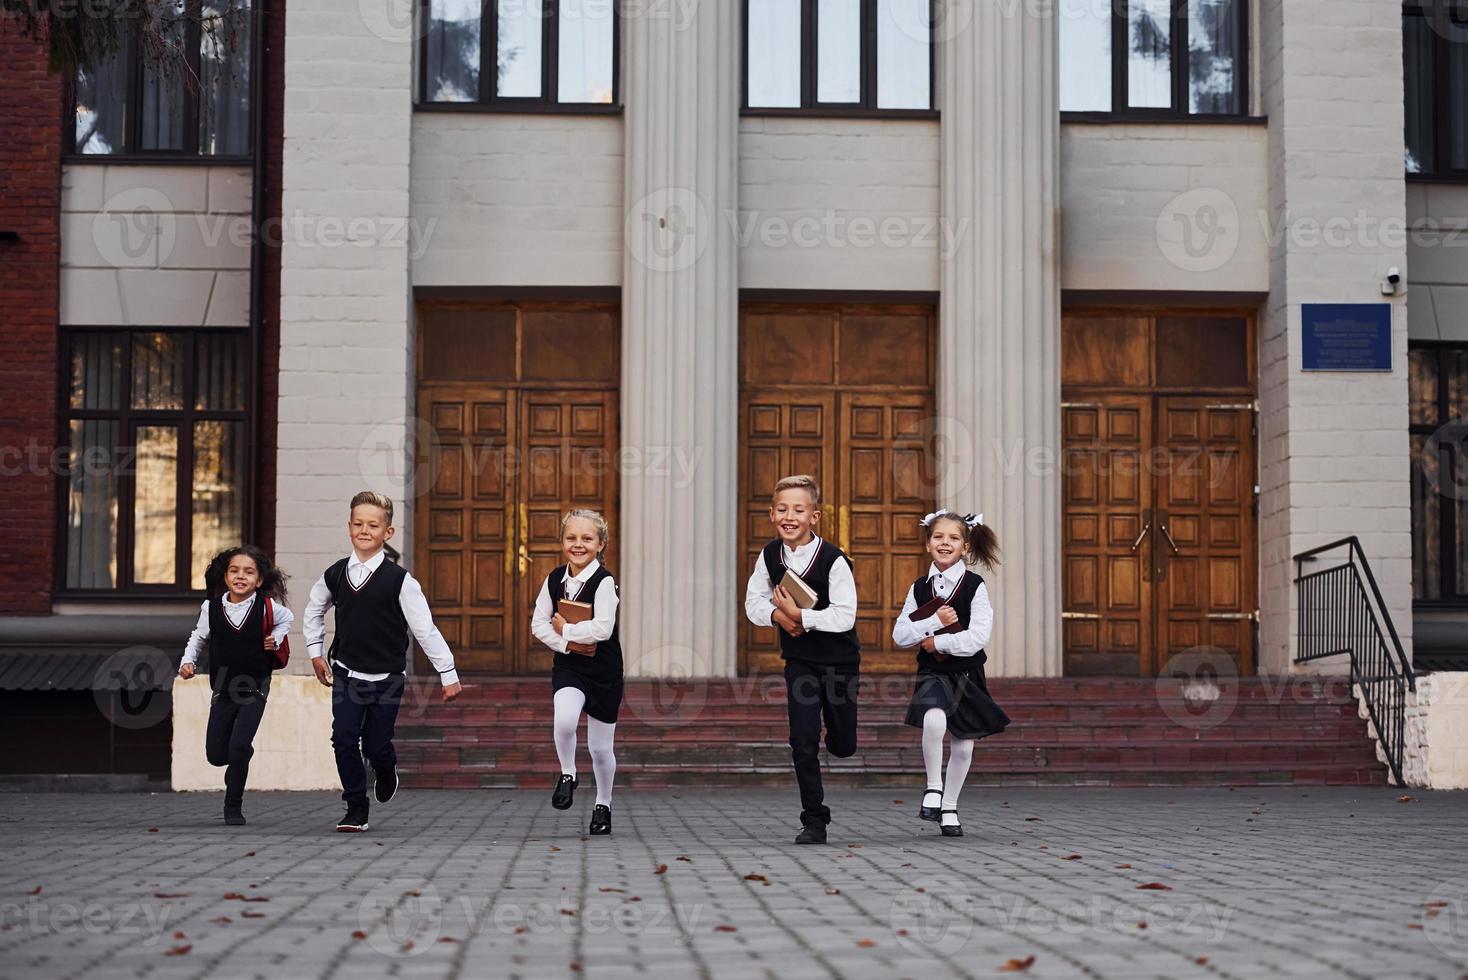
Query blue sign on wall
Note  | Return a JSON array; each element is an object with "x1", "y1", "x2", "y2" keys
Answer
[{"x1": 1301, "y1": 303, "x2": 1393, "y2": 372}]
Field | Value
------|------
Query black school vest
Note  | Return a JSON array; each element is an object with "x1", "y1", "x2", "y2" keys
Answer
[
  {"x1": 207, "y1": 593, "x2": 270, "y2": 693},
  {"x1": 548, "y1": 564, "x2": 624, "y2": 685},
  {"x1": 761, "y1": 538, "x2": 862, "y2": 667},
  {"x1": 325, "y1": 557, "x2": 411, "y2": 674},
  {"x1": 911, "y1": 569, "x2": 985, "y2": 674}
]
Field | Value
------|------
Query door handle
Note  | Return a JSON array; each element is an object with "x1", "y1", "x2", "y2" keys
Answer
[
  {"x1": 1062, "y1": 611, "x2": 1102, "y2": 620},
  {"x1": 1159, "y1": 522, "x2": 1180, "y2": 555},
  {"x1": 1130, "y1": 520, "x2": 1152, "y2": 552},
  {"x1": 518, "y1": 503, "x2": 529, "y2": 577},
  {"x1": 839, "y1": 504, "x2": 851, "y2": 554}
]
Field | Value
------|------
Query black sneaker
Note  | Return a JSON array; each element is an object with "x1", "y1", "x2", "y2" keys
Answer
[
  {"x1": 374, "y1": 765, "x2": 399, "y2": 804},
  {"x1": 589, "y1": 804, "x2": 612, "y2": 835},
  {"x1": 794, "y1": 823, "x2": 827, "y2": 845},
  {"x1": 551, "y1": 774, "x2": 578, "y2": 810},
  {"x1": 336, "y1": 801, "x2": 370, "y2": 833},
  {"x1": 223, "y1": 804, "x2": 246, "y2": 827}
]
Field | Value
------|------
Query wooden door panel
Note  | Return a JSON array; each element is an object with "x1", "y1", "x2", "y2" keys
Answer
[
  {"x1": 1062, "y1": 397, "x2": 1154, "y2": 676},
  {"x1": 414, "y1": 387, "x2": 515, "y2": 673},
  {"x1": 1153, "y1": 399, "x2": 1256, "y2": 676}
]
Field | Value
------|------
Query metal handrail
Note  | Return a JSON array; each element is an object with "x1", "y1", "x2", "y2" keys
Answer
[{"x1": 1294, "y1": 536, "x2": 1415, "y2": 786}]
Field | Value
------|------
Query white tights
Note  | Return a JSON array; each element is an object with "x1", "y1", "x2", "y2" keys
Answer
[
  {"x1": 553, "y1": 687, "x2": 617, "y2": 806},
  {"x1": 922, "y1": 708, "x2": 975, "y2": 823}
]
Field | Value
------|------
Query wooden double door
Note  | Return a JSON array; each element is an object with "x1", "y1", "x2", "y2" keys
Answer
[
  {"x1": 738, "y1": 304, "x2": 939, "y2": 674},
  {"x1": 1061, "y1": 312, "x2": 1258, "y2": 677},
  {"x1": 413, "y1": 303, "x2": 619, "y2": 674}
]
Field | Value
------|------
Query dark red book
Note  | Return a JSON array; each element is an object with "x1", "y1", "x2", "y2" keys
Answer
[{"x1": 909, "y1": 596, "x2": 963, "y2": 635}]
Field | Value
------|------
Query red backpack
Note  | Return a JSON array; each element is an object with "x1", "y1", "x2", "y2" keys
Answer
[{"x1": 264, "y1": 597, "x2": 291, "y2": 670}]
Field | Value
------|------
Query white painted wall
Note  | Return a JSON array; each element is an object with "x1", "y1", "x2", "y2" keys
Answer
[
  {"x1": 1406, "y1": 182, "x2": 1468, "y2": 342},
  {"x1": 60, "y1": 164, "x2": 251, "y2": 326},
  {"x1": 410, "y1": 113, "x2": 624, "y2": 287},
  {"x1": 738, "y1": 117, "x2": 941, "y2": 292},
  {"x1": 1060, "y1": 123, "x2": 1271, "y2": 294}
]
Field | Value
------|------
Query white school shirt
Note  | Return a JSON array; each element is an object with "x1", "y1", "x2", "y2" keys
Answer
[
  {"x1": 890, "y1": 561, "x2": 994, "y2": 657},
  {"x1": 302, "y1": 549, "x2": 460, "y2": 687},
  {"x1": 181, "y1": 592, "x2": 295, "y2": 667},
  {"x1": 530, "y1": 558, "x2": 620, "y2": 655},
  {"x1": 743, "y1": 535, "x2": 857, "y2": 634}
]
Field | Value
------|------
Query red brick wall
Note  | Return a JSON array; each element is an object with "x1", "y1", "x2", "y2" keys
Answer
[{"x1": 0, "y1": 27, "x2": 63, "y2": 615}]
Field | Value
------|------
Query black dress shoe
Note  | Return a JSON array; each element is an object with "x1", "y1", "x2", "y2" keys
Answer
[
  {"x1": 374, "y1": 765, "x2": 399, "y2": 804},
  {"x1": 794, "y1": 823, "x2": 828, "y2": 845},
  {"x1": 223, "y1": 804, "x2": 246, "y2": 827},
  {"x1": 336, "y1": 801, "x2": 370, "y2": 833},
  {"x1": 919, "y1": 788, "x2": 943, "y2": 822},
  {"x1": 551, "y1": 774, "x2": 578, "y2": 810},
  {"x1": 940, "y1": 810, "x2": 963, "y2": 837},
  {"x1": 589, "y1": 804, "x2": 612, "y2": 835}
]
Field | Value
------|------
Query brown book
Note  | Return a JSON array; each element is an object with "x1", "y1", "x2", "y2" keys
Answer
[
  {"x1": 778, "y1": 569, "x2": 819, "y2": 610},
  {"x1": 909, "y1": 596, "x2": 963, "y2": 636},
  {"x1": 558, "y1": 600, "x2": 596, "y2": 656}
]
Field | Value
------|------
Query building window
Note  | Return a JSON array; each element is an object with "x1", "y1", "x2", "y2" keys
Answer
[
  {"x1": 1410, "y1": 344, "x2": 1468, "y2": 603},
  {"x1": 1059, "y1": 0, "x2": 1247, "y2": 117},
  {"x1": 61, "y1": 329, "x2": 252, "y2": 594},
  {"x1": 71, "y1": 1, "x2": 254, "y2": 157},
  {"x1": 1404, "y1": 3, "x2": 1468, "y2": 176},
  {"x1": 743, "y1": 0, "x2": 933, "y2": 113},
  {"x1": 421, "y1": 0, "x2": 618, "y2": 107}
]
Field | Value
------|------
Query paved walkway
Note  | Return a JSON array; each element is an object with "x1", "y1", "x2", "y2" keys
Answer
[{"x1": 1, "y1": 787, "x2": 1465, "y2": 979}]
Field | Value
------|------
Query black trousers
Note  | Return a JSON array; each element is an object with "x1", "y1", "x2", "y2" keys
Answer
[
  {"x1": 330, "y1": 665, "x2": 405, "y2": 805},
  {"x1": 784, "y1": 659, "x2": 860, "y2": 827},
  {"x1": 205, "y1": 674, "x2": 271, "y2": 808}
]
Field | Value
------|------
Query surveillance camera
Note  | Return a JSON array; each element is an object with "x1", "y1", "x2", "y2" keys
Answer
[{"x1": 1387, "y1": 267, "x2": 1401, "y2": 284}]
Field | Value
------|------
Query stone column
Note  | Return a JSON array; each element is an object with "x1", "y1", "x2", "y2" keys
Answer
[
  {"x1": 620, "y1": 1, "x2": 741, "y2": 676},
  {"x1": 275, "y1": 1, "x2": 416, "y2": 613},
  {"x1": 1257, "y1": 0, "x2": 1412, "y2": 673},
  {"x1": 938, "y1": 5, "x2": 1062, "y2": 676}
]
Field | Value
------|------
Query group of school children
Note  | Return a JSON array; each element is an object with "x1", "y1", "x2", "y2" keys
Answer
[{"x1": 181, "y1": 479, "x2": 1009, "y2": 843}]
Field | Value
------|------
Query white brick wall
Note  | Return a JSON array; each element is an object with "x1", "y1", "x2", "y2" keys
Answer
[
  {"x1": 411, "y1": 114, "x2": 624, "y2": 286},
  {"x1": 1258, "y1": 0, "x2": 1413, "y2": 674},
  {"x1": 274, "y1": 0, "x2": 417, "y2": 623},
  {"x1": 60, "y1": 164, "x2": 252, "y2": 326},
  {"x1": 739, "y1": 117, "x2": 940, "y2": 291},
  {"x1": 1061, "y1": 123, "x2": 1270, "y2": 293}
]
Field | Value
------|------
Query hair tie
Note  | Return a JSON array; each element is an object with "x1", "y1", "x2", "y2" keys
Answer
[
  {"x1": 963, "y1": 513, "x2": 983, "y2": 529},
  {"x1": 919, "y1": 508, "x2": 952, "y2": 528}
]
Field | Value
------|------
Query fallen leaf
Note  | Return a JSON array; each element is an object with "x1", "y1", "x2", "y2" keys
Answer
[
  {"x1": 514, "y1": 926, "x2": 527, "y2": 934},
  {"x1": 628, "y1": 896, "x2": 642, "y2": 902},
  {"x1": 153, "y1": 892, "x2": 189, "y2": 899},
  {"x1": 439, "y1": 937, "x2": 460, "y2": 943},
  {"x1": 714, "y1": 925, "x2": 738, "y2": 933},
  {"x1": 241, "y1": 911, "x2": 266, "y2": 919},
  {"x1": 1407, "y1": 923, "x2": 1424, "y2": 930},
  {"x1": 26, "y1": 887, "x2": 42, "y2": 896},
  {"x1": 1115, "y1": 864, "x2": 1132, "y2": 869},
  {"x1": 173, "y1": 931, "x2": 186, "y2": 940},
  {"x1": 549, "y1": 847, "x2": 561, "y2": 852},
  {"x1": 598, "y1": 887, "x2": 625, "y2": 893},
  {"x1": 163, "y1": 944, "x2": 192, "y2": 956},
  {"x1": 351, "y1": 930, "x2": 367, "y2": 939},
  {"x1": 1195, "y1": 957, "x2": 1209, "y2": 965},
  {"x1": 825, "y1": 887, "x2": 841, "y2": 895},
  {"x1": 1399, "y1": 795, "x2": 1416, "y2": 803},
  {"x1": 653, "y1": 864, "x2": 668, "y2": 875},
  {"x1": 856, "y1": 938, "x2": 877, "y2": 948},
  {"x1": 1136, "y1": 922, "x2": 1147, "y2": 929},
  {"x1": 1060, "y1": 854, "x2": 1083, "y2": 861},
  {"x1": 901, "y1": 863, "x2": 915, "y2": 868},
  {"x1": 892, "y1": 800, "x2": 904, "y2": 805},
  {"x1": 895, "y1": 928, "x2": 909, "y2": 936},
  {"x1": 676, "y1": 856, "x2": 692, "y2": 862},
  {"x1": 1000, "y1": 955, "x2": 1036, "y2": 972},
  {"x1": 404, "y1": 889, "x2": 422, "y2": 897},
  {"x1": 847, "y1": 843, "x2": 864, "y2": 849},
  {"x1": 570, "y1": 963, "x2": 582, "y2": 973},
  {"x1": 401, "y1": 940, "x2": 415, "y2": 951},
  {"x1": 1136, "y1": 883, "x2": 1172, "y2": 891},
  {"x1": 743, "y1": 874, "x2": 770, "y2": 885},
  {"x1": 243, "y1": 851, "x2": 256, "y2": 857},
  {"x1": 148, "y1": 828, "x2": 159, "y2": 833},
  {"x1": 1024, "y1": 817, "x2": 1042, "y2": 822},
  {"x1": 1426, "y1": 909, "x2": 1441, "y2": 918},
  {"x1": 561, "y1": 909, "x2": 577, "y2": 917},
  {"x1": 1425, "y1": 900, "x2": 1449, "y2": 908},
  {"x1": 211, "y1": 916, "x2": 231, "y2": 925}
]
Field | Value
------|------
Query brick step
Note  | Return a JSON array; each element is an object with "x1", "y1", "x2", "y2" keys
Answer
[{"x1": 401, "y1": 765, "x2": 1388, "y2": 790}]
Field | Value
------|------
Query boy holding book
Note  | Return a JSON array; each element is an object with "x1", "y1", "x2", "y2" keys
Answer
[{"x1": 743, "y1": 474, "x2": 861, "y2": 844}]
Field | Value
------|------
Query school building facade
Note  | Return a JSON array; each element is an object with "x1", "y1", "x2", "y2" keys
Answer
[{"x1": 2, "y1": 1, "x2": 1466, "y2": 784}]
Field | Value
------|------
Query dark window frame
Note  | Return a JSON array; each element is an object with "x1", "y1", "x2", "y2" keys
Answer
[
  {"x1": 1410, "y1": 341, "x2": 1468, "y2": 607},
  {"x1": 741, "y1": 0, "x2": 937, "y2": 118},
  {"x1": 1059, "y1": 0, "x2": 1251, "y2": 122},
  {"x1": 417, "y1": 0, "x2": 622, "y2": 113},
  {"x1": 64, "y1": 0, "x2": 256, "y2": 162},
  {"x1": 55, "y1": 326, "x2": 255, "y2": 599},
  {"x1": 1403, "y1": 2, "x2": 1468, "y2": 181}
]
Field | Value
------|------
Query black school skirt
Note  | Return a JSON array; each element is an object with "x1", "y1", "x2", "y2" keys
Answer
[
  {"x1": 904, "y1": 661, "x2": 1010, "y2": 741},
  {"x1": 552, "y1": 659, "x2": 624, "y2": 725}
]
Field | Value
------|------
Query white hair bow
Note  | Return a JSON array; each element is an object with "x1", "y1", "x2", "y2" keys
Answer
[
  {"x1": 963, "y1": 513, "x2": 984, "y2": 528},
  {"x1": 919, "y1": 508, "x2": 952, "y2": 528}
]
